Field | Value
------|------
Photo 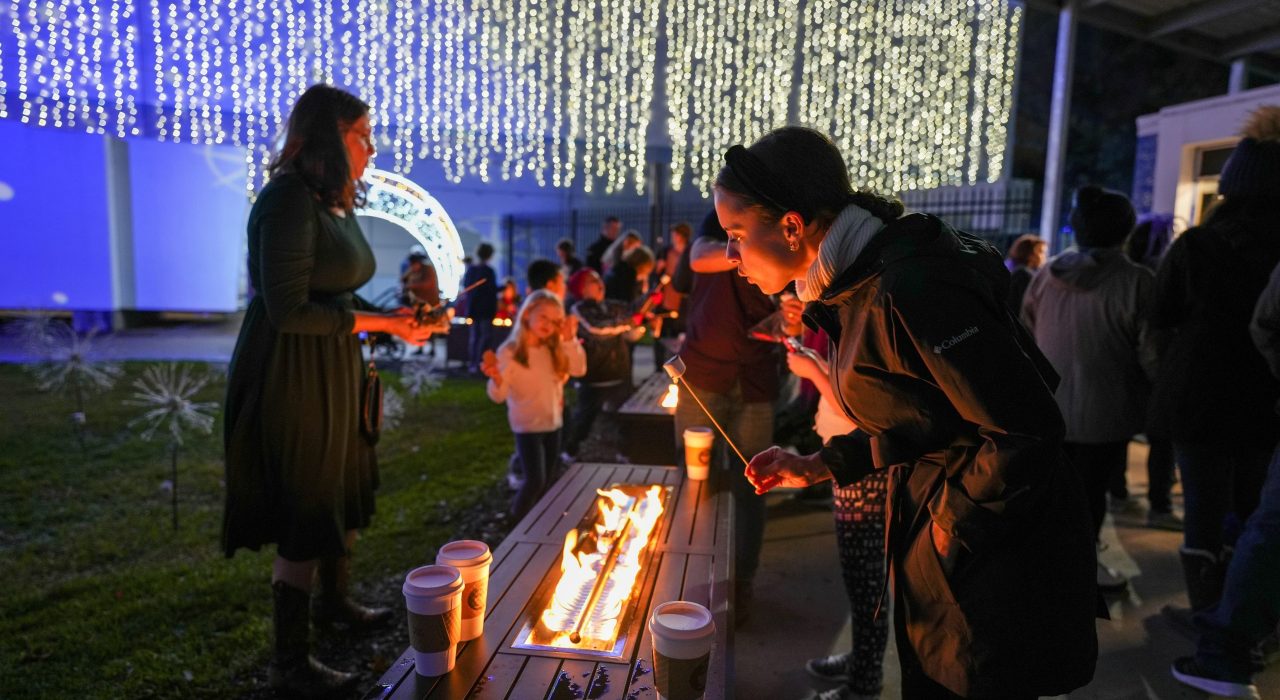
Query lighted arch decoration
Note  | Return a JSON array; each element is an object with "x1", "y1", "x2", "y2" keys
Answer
[{"x1": 357, "y1": 168, "x2": 466, "y2": 298}]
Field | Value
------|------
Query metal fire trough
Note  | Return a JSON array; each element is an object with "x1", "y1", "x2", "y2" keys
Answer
[{"x1": 365, "y1": 462, "x2": 732, "y2": 700}]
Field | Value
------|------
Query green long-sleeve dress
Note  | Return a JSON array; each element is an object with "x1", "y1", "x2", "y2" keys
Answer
[{"x1": 222, "y1": 173, "x2": 378, "y2": 561}]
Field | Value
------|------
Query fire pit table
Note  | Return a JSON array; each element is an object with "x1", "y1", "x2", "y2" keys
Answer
[
  {"x1": 366, "y1": 462, "x2": 732, "y2": 699},
  {"x1": 616, "y1": 374, "x2": 679, "y2": 465}
]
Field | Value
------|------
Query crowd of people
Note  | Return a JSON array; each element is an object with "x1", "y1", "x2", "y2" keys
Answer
[{"x1": 220, "y1": 82, "x2": 1280, "y2": 699}]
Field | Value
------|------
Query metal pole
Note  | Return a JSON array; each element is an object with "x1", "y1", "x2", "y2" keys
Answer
[
  {"x1": 1230, "y1": 58, "x2": 1249, "y2": 94},
  {"x1": 1039, "y1": 0, "x2": 1078, "y2": 251}
]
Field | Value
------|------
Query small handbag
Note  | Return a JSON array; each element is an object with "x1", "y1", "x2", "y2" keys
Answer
[{"x1": 360, "y1": 354, "x2": 383, "y2": 446}]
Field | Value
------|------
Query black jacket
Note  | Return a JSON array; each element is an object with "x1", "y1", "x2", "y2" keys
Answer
[
  {"x1": 572, "y1": 298, "x2": 635, "y2": 385},
  {"x1": 1148, "y1": 201, "x2": 1280, "y2": 445},
  {"x1": 809, "y1": 214, "x2": 1097, "y2": 696}
]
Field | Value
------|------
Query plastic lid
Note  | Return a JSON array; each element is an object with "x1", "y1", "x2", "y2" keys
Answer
[
  {"x1": 436, "y1": 540, "x2": 492, "y2": 567},
  {"x1": 649, "y1": 601, "x2": 715, "y2": 640},
  {"x1": 403, "y1": 564, "x2": 463, "y2": 598}
]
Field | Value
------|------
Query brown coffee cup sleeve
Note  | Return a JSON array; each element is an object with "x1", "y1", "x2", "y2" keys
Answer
[
  {"x1": 408, "y1": 609, "x2": 460, "y2": 653},
  {"x1": 654, "y1": 650, "x2": 710, "y2": 700}
]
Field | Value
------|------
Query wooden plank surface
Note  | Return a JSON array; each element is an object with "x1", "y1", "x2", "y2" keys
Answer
[{"x1": 372, "y1": 462, "x2": 730, "y2": 699}]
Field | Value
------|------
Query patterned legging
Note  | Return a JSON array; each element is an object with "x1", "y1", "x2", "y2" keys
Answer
[{"x1": 833, "y1": 470, "x2": 890, "y2": 695}]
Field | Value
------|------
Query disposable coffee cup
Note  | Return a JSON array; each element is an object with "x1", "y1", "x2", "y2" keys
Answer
[
  {"x1": 648, "y1": 600, "x2": 715, "y2": 700},
  {"x1": 435, "y1": 540, "x2": 492, "y2": 641},
  {"x1": 682, "y1": 427, "x2": 714, "y2": 480},
  {"x1": 402, "y1": 564, "x2": 464, "y2": 677}
]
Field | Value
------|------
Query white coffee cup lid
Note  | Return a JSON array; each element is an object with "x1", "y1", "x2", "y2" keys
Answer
[
  {"x1": 436, "y1": 540, "x2": 493, "y2": 567},
  {"x1": 683, "y1": 427, "x2": 713, "y2": 437},
  {"x1": 403, "y1": 564, "x2": 463, "y2": 598},
  {"x1": 649, "y1": 601, "x2": 715, "y2": 640}
]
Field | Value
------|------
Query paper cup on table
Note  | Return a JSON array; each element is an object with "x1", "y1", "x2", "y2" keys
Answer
[
  {"x1": 682, "y1": 427, "x2": 714, "y2": 480},
  {"x1": 648, "y1": 600, "x2": 716, "y2": 700},
  {"x1": 435, "y1": 540, "x2": 492, "y2": 641},
  {"x1": 402, "y1": 564, "x2": 464, "y2": 677}
]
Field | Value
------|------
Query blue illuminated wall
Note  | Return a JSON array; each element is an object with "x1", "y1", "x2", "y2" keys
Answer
[
  {"x1": 129, "y1": 140, "x2": 247, "y2": 312},
  {"x1": 0, "y1": 121, "x2": 115, "y2": 310}
]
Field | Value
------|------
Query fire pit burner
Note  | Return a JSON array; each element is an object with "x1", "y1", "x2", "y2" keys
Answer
[{"x1": 511, "y1": 483, "x2": 670, "y2": 659}]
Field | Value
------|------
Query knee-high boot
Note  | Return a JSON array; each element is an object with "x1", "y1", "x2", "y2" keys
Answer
[
  {"x1": 316, "y1": 555, "x2": 392, "y2": 630},
  {"x1": 269, "y1": 581, "x2": 359, "y2": 697}
]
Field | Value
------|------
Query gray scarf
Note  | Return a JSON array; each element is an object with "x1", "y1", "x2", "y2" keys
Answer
[{"x1": 795, "y1": 203, "x2": 886, "y2": 302}]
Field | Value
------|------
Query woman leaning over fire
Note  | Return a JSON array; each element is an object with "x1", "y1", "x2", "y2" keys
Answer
[{"x1": 727, "y1": 127, "x2": 1099, "y2": 699}]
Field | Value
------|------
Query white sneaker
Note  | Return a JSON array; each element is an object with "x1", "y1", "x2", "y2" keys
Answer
[{"x1": 803, "y1": 686, "x2": 880, "y2": 700}]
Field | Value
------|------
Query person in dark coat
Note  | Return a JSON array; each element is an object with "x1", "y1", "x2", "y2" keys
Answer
[
  {"x1": 585, "y1": 216, "x2": 622, "y2": 272},
  {"x1": 1004, "y1": 233, "x2": 1045, "y2": 316},
  {"x1": 724, "y1": 127, "x2": 1098, "y2": 698},
  {"x1": 221, "y1": 84, "x2": 440, "y2": 697},
  {"x1": 1171, "y1": 254, "x2": 1280, "y2": 700},
  {"x1": 604, "y1": 244, "x2": 654, "y2": 303},
  {"x1": 1124, "y1": 215, "x2": 1182, "y2": 531},
  {"x1": 462, "y1": 242, "x2": 499, "y2": 373},
  {"x1": 1149, "y1": 106, "x2": 1280, "y2": 615},
  {"x1": 1021, "y1": 185, "x2": 1155, "y2": 593}
]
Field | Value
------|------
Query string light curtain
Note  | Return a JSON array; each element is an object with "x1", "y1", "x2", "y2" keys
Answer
[
  {"x1": 665, "y1": 0, "x2": 800, "y2": 195},
  {"x1": 797, "y1": 0, "x2": 1022, "y2": 193},
  {"x1": 0, "y1": 0, "x2": 1021, "y2": 195}
]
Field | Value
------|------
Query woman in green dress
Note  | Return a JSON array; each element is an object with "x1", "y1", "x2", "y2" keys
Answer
[{"x1": 221, "y1": 84, "x2": 438, "y2": 696}]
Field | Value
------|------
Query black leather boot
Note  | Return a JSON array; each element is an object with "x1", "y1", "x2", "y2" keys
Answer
[
  {"x1": 315, "y1": 555, "x2": 393, "y2": 631},
  {"x1": 269, "y1": 581, "x2": 360, "y2": 698}
]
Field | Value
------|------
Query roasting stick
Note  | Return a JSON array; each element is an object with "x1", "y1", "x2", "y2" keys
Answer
[{"x1": 662, "y1": 356, "x2": 750, "y2": 468}]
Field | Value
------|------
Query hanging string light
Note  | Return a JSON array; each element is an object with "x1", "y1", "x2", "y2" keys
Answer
[
  {"x1": 2, "y1": 0, "x2": 1019, "y2": 196},
  {"x1": 797, "y1": 0, "x2": 1021, "y2": 193}
]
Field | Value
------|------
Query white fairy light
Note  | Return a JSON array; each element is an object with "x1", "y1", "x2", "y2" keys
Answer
[
  {"x1": 4, "y1": 0, "x2": 1017, "y2": 196},
  {"x1": 28, "y1": 323, "x2": 123, "y2": 397},
  {"x1": 796, "y1": 0, "x2": 1021, "y2": 193}
]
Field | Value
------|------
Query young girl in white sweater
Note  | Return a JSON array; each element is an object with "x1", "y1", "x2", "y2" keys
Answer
[{"x1": 482, "y1": 290, "x2": 587, "y2": 519}]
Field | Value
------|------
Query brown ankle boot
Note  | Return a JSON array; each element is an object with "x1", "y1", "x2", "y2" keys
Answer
[
  {"x1": 269, "y1": 581, "x2": 360, "y2": 697},
  {"x1": 316, "y1": 555, "x2": 392, "y2": 630}
]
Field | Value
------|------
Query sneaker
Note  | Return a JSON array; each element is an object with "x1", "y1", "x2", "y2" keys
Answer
[
  {"x1": 1146, "y1": 510, "x2": 1184, "y2": 531},
  {"x1": 559, "y1": 451, "x2": 575, "y2": 466},
  {"x1": 803, "y1": 686, "x2": 880, "y2": 700},
  {"x1": 1171, "y1": 657, "x2": 1259, "y2": 699},
  {"x1": 1097, "y1": 560, "x2": 1128, "y2": 593},
  {"x1": 805, "y1": 652, "x2": 851, "y2": 683}
]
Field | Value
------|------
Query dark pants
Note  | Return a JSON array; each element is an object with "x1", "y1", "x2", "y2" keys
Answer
[
  {"x1": 467, "y1": 319, "x2": 494, "y2": 370},
  {"x1": 565, "y1": 381, "x2": 631, "y2": 456},
  {"x1": 1147, "y1": 437, "x2": 1177, "y2": 513},
  {"x1": 673, "y1": 381, "x2": 772, "y2": 581},
  {"x1": 1175, "y1": 441, "x2": 1272, "y2": 553},
  {"x1": 833, "y1": 471, "x2": 890, "y2": 694},
  {"x1": 511, "y1": 431, "x2": 560, "y2": 521},
  {"x1": 1063, "y1": 441, "x2": 1129, "y2": 538},
  {"x1": 1194, "y1": 443, "x2": 1280, "y2": 680}
]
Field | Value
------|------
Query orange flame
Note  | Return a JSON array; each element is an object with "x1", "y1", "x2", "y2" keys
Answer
[
  {"x1": 540, "y1": 485, "x2": 665, "y2": 648},
  {"x1": 660, "y1": 383, "x2": 679, "y2": 409}
]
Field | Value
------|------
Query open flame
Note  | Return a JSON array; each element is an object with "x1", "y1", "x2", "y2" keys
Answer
[
  {"x1": 533, "y1": 485, "x2": 666, "y2": 651},
  {"x1": 660, "y1": 383, "x2": 679, "y2": 409}
]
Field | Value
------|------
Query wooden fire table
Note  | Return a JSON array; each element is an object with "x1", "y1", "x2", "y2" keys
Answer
[{"x1": 366, "y1": 461, "x2": 733, "y2": 699}]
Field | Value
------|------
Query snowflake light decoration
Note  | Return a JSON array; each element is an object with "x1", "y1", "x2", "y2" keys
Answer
[
  {"x1": 125, "y1": 363, "x2": 218, "y2": 445},
  {"x1": 381, "y1": 386, "x2": 405, "y2": 433},
  {"x1": 401, "y1": 361, "x2": 443, "y2": 401}
]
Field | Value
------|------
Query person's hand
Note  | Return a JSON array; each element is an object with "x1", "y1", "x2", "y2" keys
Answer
[
  {"x1": 745, "y1": 447, "x2": 831, "y2": 495},
  {"x1": 786, "y1": 352, "x2": 823, "y2": 381},
  {"x1": 931, "y1": 521, "x2": 963, "y2": 576},
  {"x1": 386, "y1": 313, "x2": 433, "y2": 346},
  {"x1": 779, "y1": 295, "x2": 804, "y2": 337},
  {"x1": 560, "y1": 314, "x2": 580, "y2": 341},
  {"x1": 480, "y1": 350, "x2": 502, "y2": 384}
]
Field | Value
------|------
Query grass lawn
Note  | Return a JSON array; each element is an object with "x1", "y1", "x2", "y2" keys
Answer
[{"x1": 0, "y1": 361, "x2": 512, "y2": 698}]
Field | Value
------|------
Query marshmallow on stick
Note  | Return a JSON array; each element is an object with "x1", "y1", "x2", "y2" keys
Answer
[{"x1": 663, "y1": 356, "x2": 750, "y2": 468}]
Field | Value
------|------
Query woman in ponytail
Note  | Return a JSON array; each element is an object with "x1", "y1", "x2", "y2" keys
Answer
[{"x1": 727, "y1": 127, "x2": 1098, "y2": 699}]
